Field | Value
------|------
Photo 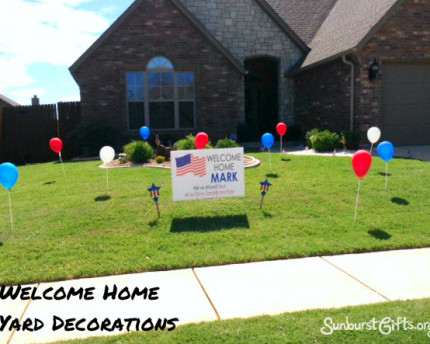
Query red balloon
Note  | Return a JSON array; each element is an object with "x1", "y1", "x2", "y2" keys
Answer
[
  {"x1": 195, "y1": 132, "x2": 209, "y2": 150},
  {"x1": 276, "y1": 123, "x2": 288, "y2": 136},
  {"x1": 49, "y1": 138, "x2": 63, "y2": 154},
  {"x1": 352, "y1": 150, "x2": 372, "y2": 179}
]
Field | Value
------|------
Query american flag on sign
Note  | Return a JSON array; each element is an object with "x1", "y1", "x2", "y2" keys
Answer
[{"x1": 176, "y1": 154, "x2": 206, "y2": 177}]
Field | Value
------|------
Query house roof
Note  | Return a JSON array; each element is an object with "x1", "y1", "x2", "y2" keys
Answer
[
  {"x1": 0, "y1": 93, "x2": 19, "y2": 107},
  {"x1": 70, "y1": 0, "x2": 245, "y2": 74},
  {"x1": 264, "y1": 0, "x2": 338, "y2": 44},
  {"x1": 301, "y1": 0, "x2": 404, "y2": 69},
  {"x1": 253, "y1": 0, "x2": 310, "y2": 52}
]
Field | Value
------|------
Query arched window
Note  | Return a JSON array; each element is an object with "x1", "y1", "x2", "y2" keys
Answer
[
  {"x1": 147, "y1": 56, "x2": 174, "y2": 71},
  {"x1": 127, "y1": 56, "x2": 195, "y2": 130}
]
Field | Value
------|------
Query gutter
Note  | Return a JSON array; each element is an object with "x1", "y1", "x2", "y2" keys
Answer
[{"x1": 342, "y1": 55, "x2": 355, "y2": 132}]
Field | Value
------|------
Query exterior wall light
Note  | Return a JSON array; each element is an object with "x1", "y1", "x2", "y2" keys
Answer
[{"x1": 368, "y1": 58, "x2": 380, "y2": 81}]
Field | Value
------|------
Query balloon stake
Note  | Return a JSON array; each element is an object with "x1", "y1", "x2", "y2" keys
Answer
[
  {"x1": 8, "y1": 190, "x2": 14, "y2": 232},
  {"x1": 106, "y1": 168, "x2": 109, "y2": 192},
  {"x1": 59, "y1": 153, "x2": 66, "y2": 178},
  {"x1": 354, "y1": 180, "x2": 361, "y2": 224},
  {"x1": 370, "y1": 143, "x2": 374, "y2": 154},
  {"x1": 276, "y1": 123, "x2": 288, "y2": 153},
  {"x1": 269, "y1": 149, "x2": 272, "y2": 171},
  {"x1": 100, "y1": 146, "x2": 116, "y2": 192},
  {"x1": 0, "y1": 163, "x2": 19, "y2": 232},
  {"x1": 352, "y1": 150, "x2": 372, "y2": 224},
  {"x1": 261, "y1": 133, "x2": 275, "y2": 171},
  {"x1": 385, "y1": 163, "x2": 388, "y2": 190},
  {"x1": 377, "y1": 141, "x2": 395, "y2": 190}
]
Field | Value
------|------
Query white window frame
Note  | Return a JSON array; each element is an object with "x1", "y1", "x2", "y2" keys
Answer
[{"x1": 126, "y1": 57, "x2": 196, "y2": 131}]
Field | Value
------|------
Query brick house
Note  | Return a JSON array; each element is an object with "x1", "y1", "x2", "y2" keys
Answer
[
  {"x1": 0, "y1": 94, "x2": 19, "y2": 108},
  {"x1": 70, "y1": 0, "x2": 430, "y2": 145}
]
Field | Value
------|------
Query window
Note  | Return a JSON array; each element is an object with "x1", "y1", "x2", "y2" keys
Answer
[{"x1": 127, "y1": 57, "x2": 195, "y2": 130}]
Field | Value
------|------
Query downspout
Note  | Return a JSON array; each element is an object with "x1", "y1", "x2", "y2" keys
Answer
[{"x1": 342, "y1": 55, "x2": 354, "y2": 131}]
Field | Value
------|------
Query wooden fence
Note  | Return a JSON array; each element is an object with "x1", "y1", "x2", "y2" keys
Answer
[{"x1": 0, "y1": 102, "x2": 81, "y2": 164}]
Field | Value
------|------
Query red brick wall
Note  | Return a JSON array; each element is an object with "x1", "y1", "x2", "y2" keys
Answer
[
  {"x1": 355, "y1": 0, "x2": 430, "y2": 132},
  {"x1": 294, "y1": 0, "x2": 430, "y2": 137},
  {"x1": 71, "y1": 0, "x2": 242, "y2": 141},
  {"x1": 294, "y1": 59, "x2": 352, "y2": 133}
]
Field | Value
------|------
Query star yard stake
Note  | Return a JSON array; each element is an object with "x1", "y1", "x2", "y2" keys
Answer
[
  {"x1": 148, "y1": 184, "x2": 162, "y2": 218},
  {"x1": 259, "y1": 179, "x2": 272, "y2": 210}
]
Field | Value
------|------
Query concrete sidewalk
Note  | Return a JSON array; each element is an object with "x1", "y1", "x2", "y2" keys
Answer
[{"x1": 2, "y1": 248, "x2": 430, "y2": 344}]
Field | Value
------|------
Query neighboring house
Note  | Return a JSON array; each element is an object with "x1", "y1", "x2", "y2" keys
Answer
[
  {"x1": 0, "y1": 94, "x2": 19, "y2": 108},
  {"x1": 70, "y1": 0, "x2": 430, "y2": 145}
]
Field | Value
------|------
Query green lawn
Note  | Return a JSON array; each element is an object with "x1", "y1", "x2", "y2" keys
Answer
[
  {"x1": 0, "y1": 153, "x2": 429, "y2": 284},
  {"x1": 60, "y1": 298, "x2": 430, "y2": 343}
]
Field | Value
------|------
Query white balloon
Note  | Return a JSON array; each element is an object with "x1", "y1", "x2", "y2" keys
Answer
[
  {"x1": 367, "y1": 127, "x2": 381, "y2": 144},
  {"x1": 99, "y1": 146, "x2": 115, "y2": 164}
]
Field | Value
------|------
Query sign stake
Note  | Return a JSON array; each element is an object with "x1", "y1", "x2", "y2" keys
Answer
[{"x1": 8, "y1": 190, "x2": 14, "y2": 232}]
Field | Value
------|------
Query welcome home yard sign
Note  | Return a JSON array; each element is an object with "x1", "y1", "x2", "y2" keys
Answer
[{"x1": 171, "y1": 148, "x2": 245, "y2": 201}]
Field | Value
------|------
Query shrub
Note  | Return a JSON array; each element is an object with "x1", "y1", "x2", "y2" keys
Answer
[
  {"x1": 155, "y1": 156, "x2": 166, "y2": 164},
  {"x1": 305, "y1": 129, "x2": 319, "y2": 148},
  {"x1": 311, "y1": 130, "x2": 342, "y2": 152},
  {"x1": 215, "y1": 138, "x2": 239, "y2": 149},
  {"x1": 173, "y1": 135, "x2": 196, "y2": 150},
  {"x1": 341, "y1": 131, "x2": 361, "y2": 150},
  {"x1": 66, "y1": 120, "x2": 122, "y2": 157},
  {"x1": 123, "y1": 141, "x2": 154, "y2": 163},
  {"x1": 173, "y1": 135, "x2": 213, "y2": 150}
]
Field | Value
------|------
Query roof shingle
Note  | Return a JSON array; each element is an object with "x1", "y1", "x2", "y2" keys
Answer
[
  {"x1": 302, "y1": 0, "x2": 402, "y2": 68},
  {"x1": 264, "y1": 0, "x2": 338, "y2": 44}
]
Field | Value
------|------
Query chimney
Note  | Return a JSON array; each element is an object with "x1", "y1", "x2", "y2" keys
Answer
[{"x1": 31, "y1": 95, "x2": 40, "y2": 106}]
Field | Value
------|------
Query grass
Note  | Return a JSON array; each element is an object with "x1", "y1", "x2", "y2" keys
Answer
[
  {"x1": 0, "y1": 153, "x2": 429, "y2": 284},
  {"x1": 60, "y1": 298, "x2": 430, "y2": 343}
]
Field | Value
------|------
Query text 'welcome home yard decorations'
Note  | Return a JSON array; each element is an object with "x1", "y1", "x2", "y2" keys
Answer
[{"x1": 171, "y1": 148, "x2": 245, "y2": 202}]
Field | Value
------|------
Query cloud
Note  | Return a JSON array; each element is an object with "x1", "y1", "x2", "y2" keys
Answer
[
  {"x1": 0, "y1": 0, "x2": 112, "y2": 100},
  {"x1": 8, "y1": 88, "x2": 48, "y2": 100}
]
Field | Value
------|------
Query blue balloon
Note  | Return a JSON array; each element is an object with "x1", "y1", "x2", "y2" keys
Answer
[
  {"x1": 139, "y1": 126, "x2": 151, "y2": 140},
  {"x1": 377, "y1": 141, "x2": 395, "y2": 163},
  {"x1": 261, "y1": 133, "x2": 275, "y2": 149},
  {"x1": 0, "y1": 163, "x2": 19, "y2": 190}
]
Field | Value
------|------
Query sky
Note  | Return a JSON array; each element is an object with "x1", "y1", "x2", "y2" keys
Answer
[{"x1": 0, "y1": 0, "x2": 135, "y2": 105}]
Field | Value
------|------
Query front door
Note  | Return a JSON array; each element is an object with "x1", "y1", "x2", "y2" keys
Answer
[{"x1": 244, "y1": 58, "x2": 279, "y2": 137}]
